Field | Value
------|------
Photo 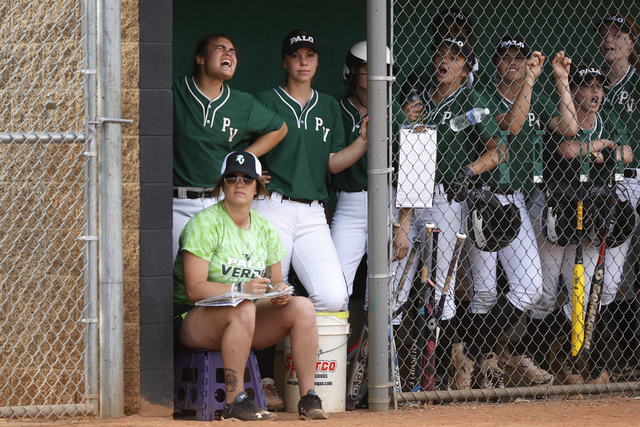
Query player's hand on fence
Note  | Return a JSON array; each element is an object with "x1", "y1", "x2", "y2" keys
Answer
[
  {"x1": 526, "y1": 51, "x2": 545, "y2": 83},
  {"x1": 259, "y1": 169, "x2": 271, "y2": 186},
  {"x1": 359, "y1": 117, "x2": 369, "y2": 144},
  {"x1": 447, "y1": 167, "x2": 474, "y2": 203},
  {"x1": 270, "y1": 282, "x2": 291, "y2": 307},
  {"x1": 551, "y1": 51, "x2": 572, "y2": 82},
  {"x1": 402, "y1": 99, "x2": 423, "y2": 122},
  {"x1": 392, "y1": 222, "x2": 410, "y2": 261}
]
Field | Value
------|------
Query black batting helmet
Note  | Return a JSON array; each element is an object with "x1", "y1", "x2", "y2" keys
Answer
[
  {"x1": 587, "y1": 187, "x2": 637, "y2": 248},
  {"x1": 466, "y1": 189, "x2": 521, "y2": 252},
  {"x1": 541, "y1": 189, "x2": 594, "y2": 246}
]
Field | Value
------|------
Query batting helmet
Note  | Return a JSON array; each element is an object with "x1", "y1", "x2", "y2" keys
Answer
[
  {"x1": 342, "y1": 41, "x2": 392, "y2": 87},
  {"x1": 541, "y1": 190, "x2": 594, "y2": 246},
  {"x1": 466, "y1": 189, "x2": 521, "y2": 252},
  {"x1": 587, "y1": 187, "x2": 637, "y2": 248}
]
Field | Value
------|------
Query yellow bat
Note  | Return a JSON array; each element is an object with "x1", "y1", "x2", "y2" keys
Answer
[{"x1": 571, "y1": 200, "x2": 585, "y2": 356}]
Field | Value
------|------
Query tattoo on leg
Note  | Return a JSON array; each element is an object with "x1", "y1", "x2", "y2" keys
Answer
[{"x1": 225, "y1": 368, "x2": 239, "y2": 392}]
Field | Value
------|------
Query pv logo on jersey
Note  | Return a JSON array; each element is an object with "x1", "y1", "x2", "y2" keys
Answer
[
  {"x1": 618, "y1": 91, "x2": 636, "y2": 113},
  {"x1": 221, "y1": 117, "x2": 239, "y2": 142},
  {"x1": 315, "y1": 117, "x2": 331, "y2": 142},
  {"x1": 440, "y1": 111, "x2": 452, "y2": 126}
]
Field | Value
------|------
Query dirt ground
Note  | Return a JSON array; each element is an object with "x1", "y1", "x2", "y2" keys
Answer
[{"x1": 3, "y1": 396, "x2": 640, "y2": 426}]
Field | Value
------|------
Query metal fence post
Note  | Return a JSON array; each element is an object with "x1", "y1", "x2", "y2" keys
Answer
[
  {"x1": 367, "y1": 0, "x2": 392, "y2": 412},
  {"x1": 97, "y1": 0, "x2": 124, "y2": 418}
]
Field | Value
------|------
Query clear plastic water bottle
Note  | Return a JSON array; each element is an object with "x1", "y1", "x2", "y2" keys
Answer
[{"x1": 450, "y1": 107, "x2": 490, "y2": 132}]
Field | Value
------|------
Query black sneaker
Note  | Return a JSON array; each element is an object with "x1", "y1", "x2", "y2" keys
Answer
[
  {"x1": 297, "y1": 390, "x2": 328, "y2": 420},
  {"x1": 221, "y1": 391, "x2": 278, "y2": 421}
]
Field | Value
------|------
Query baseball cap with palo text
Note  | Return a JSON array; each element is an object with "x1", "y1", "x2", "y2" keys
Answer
[
  {"x1": 282, "y1": 29, "x2": 319, "y2": 56},
  {"x1": 220, "y1": 151, "x2": 262, "y2": 180}
]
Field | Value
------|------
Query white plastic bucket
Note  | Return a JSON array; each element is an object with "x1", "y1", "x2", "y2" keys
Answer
[{"x1": 283, "y1": 311, "x2": 349, "y2": 413}]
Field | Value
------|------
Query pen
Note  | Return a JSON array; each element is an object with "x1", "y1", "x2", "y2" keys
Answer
[{"x1": 253, "y1": 272, "x2": 273, "y2": 290}]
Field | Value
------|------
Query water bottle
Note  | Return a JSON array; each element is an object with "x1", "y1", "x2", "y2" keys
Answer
[{"x1": 450, "y1": 107, "x2": 490, "y2": 132}]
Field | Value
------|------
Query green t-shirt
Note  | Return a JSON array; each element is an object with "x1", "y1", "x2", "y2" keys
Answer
[
  {"x1": 603, "y1": 66, "x2": 639, "y2": 169},
  {"x1": 482, "y1": 87, "x2": 557, "y2": 194},
  {"x1": 330, "y1": 95, "x2": 368, "y2": 192},
  {"x1": 173, "y1": 76, "x2": 284, "y2": 188},
  {"x1": 413, "y1": 86, "x2": 499, "y2": 184},
  {"x1": 255, "y1": 87, "x2": 346, "y2": 202},
  {"x1": 544, "y1": 108, "x2": 626, "y2": 191},
  {"x1": 173, "y1": 201, "x2": 287, "y2": 306}
]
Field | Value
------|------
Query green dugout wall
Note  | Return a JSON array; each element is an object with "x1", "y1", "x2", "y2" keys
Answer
[{"x1": 173, "y1": 1, "x2": 640, "y2": 99}]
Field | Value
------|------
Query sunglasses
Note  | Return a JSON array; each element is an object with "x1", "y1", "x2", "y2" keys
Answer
[{"x1": 224, "y1": 174, "x2": 256, "y2": 185}]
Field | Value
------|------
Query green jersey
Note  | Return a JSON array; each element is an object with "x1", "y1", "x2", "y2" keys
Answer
[
  {"x1": 173, "y1": 201, "x2": 287, "y2": 306},
  {"x1": 173, "y1": 76, "x2": 283, "y2": 188},
  {"x1": 484, "y1": 87, "x2": 557, "y2": 194},
  {"x1": 256, "y1": 87, "x2": 346, "y2": 202},
  {"x1": 416, "y1": 86, "x2": 499, "y2": 184},
  {"x1": 331, "y1": 96, "x2": 367, "y2": 192},
  {"x1": 603, "y1": 66, "x2": 640, "y2": 168},
  {"x1": 544, "y1": 108, "x2": 626, "y2": 190}
]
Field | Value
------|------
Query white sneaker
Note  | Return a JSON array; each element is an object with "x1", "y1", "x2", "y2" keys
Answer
[
  {"x1": 503, "y1": 354, "x2": 554, "y2": 385},
  {"x1": 262, "y1": 377, "x2": 284, "y2": 411},
  {"x1": 451, "y1": 342, "x2": 474, "y2": 390},
  {"x1": 477, "y1": 352, "x2": 504, "y2": 389}
]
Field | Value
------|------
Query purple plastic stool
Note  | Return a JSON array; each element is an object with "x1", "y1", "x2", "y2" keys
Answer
[{"x1": 174, "y1": 349, "x2": 266, "y2": 421}]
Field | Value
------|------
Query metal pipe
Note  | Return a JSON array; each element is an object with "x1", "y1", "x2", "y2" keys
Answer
[
  {"x1": 0, "y1": 404, "x2": 95, "y2": 419},
  {"x1": 97, "y1": 0, "x2": 124, "y2": 418},
  {"x1": 0, "y1": 132, "x2": 85, "y2": 143},
  {"x1": 83, "y1": 0, "x2": 99, "y2": 416},
  {"x1": 396, "y1": 381, "x2": 640, "y2": 403},
  {"x1": 366, "y1": 0, "x2": 391, "y2": 412}
]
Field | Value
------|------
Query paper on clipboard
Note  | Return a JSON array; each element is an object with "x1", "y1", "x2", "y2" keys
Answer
[{"x1": 396, "y1": 126, "x2": 437, "y2": 208}]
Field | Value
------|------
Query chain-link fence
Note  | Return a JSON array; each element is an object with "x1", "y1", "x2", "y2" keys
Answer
[
  {"x1": 383, "y1": 0, "x2": 640, "y2": 405},
  {"x1": 0, "y1": 0, "x2": 96, "y2": 419}
]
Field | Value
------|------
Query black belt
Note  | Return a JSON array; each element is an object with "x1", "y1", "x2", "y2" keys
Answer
[
  {"x1": 281, "y1": 196, "x2": 319, "y2": 205},
  {"x1": 624, "y1": 169, "x2": 639, "y2": 179},
  {"x1": 173, "y1": 188, "x2": 216, "y2": 199}
]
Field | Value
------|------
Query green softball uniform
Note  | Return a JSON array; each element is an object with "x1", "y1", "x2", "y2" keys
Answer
[
  {"x1": 255, "y1": 87, "x2": 346, "y2": 202},
  {"x1": 173, "y1": 76, "x2": 284, "y2": 188},
  {"x1": 416, "y1": 86, "x2": 499, "y2": 184},
  {"x1": 603, "y1": 67, "x2": 640, "y2": 168},
  {"x1": 483, "y1": 88, "x2": 557, "y2": 194},
  {"x1": 173, "y1": 201, "x2": 287, "y2": 306},
  {"x1": 544, "y1": 108, "x2": 627, "y2": 189},
  {"x1": 331, "y1": 96, "x2": 367, "y2": 192}
]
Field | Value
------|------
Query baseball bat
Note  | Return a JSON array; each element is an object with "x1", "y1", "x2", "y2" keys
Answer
[
  {"x1": 407, "y1": 224, "x2": 434, "y2": 391},
  {"x1": 434, "y1": 232, "x2": 466, "y2": 321},
  {"x1": 571, "y1": 198, "x2": 585, "y2": 357},
  {"x1": 582, "y1": 156, "x2": 618, "y2": 355},
  {"x1": 581, "y1": 235, "x2": 605, "y2": 355},
  {"x1": 345, "y1": 314, "x2": 368, "y2": 410}
]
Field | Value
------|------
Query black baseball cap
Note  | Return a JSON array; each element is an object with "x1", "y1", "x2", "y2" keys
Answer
[
  {"x1": 595, "y1": 15, "x2": 638, "y2": 42},
  {"x1": 282, "y1": 29, "x2": 319, "y2": 57},
  {"x1": 220, "y1": 151, "x2": 262, "y2": 180},
  {"x1": 432, "y1": 36, "x2": 476, "y2": 69},
  {"x1": 569, "y1": 63, "x2": 605, "y2": 88},
  {"x1": 493, "y1": 36, "x2": 532, "y2": 64},
  {"x1": 432, "y1": 8, "x2": 473, "y2": 38}
]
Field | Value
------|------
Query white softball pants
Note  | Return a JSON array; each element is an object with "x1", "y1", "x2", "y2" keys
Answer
[
  {"x1": 330, "y1": 190, "x2": 368, "y2": 298},
  {"x1": 467, "y1": 190, "x2": 544, "y2": 314},
  {"x1": 253, "y1": 192, "x2": 349, "y2": 312}
]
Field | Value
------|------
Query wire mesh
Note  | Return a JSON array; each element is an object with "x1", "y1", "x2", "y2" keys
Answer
[
  {"x1": 384, "y1": 0, "x2": 640, "y2": 405},
  {"x1": 0, "y1": 0, "x2": 91, "y2": 420}
]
